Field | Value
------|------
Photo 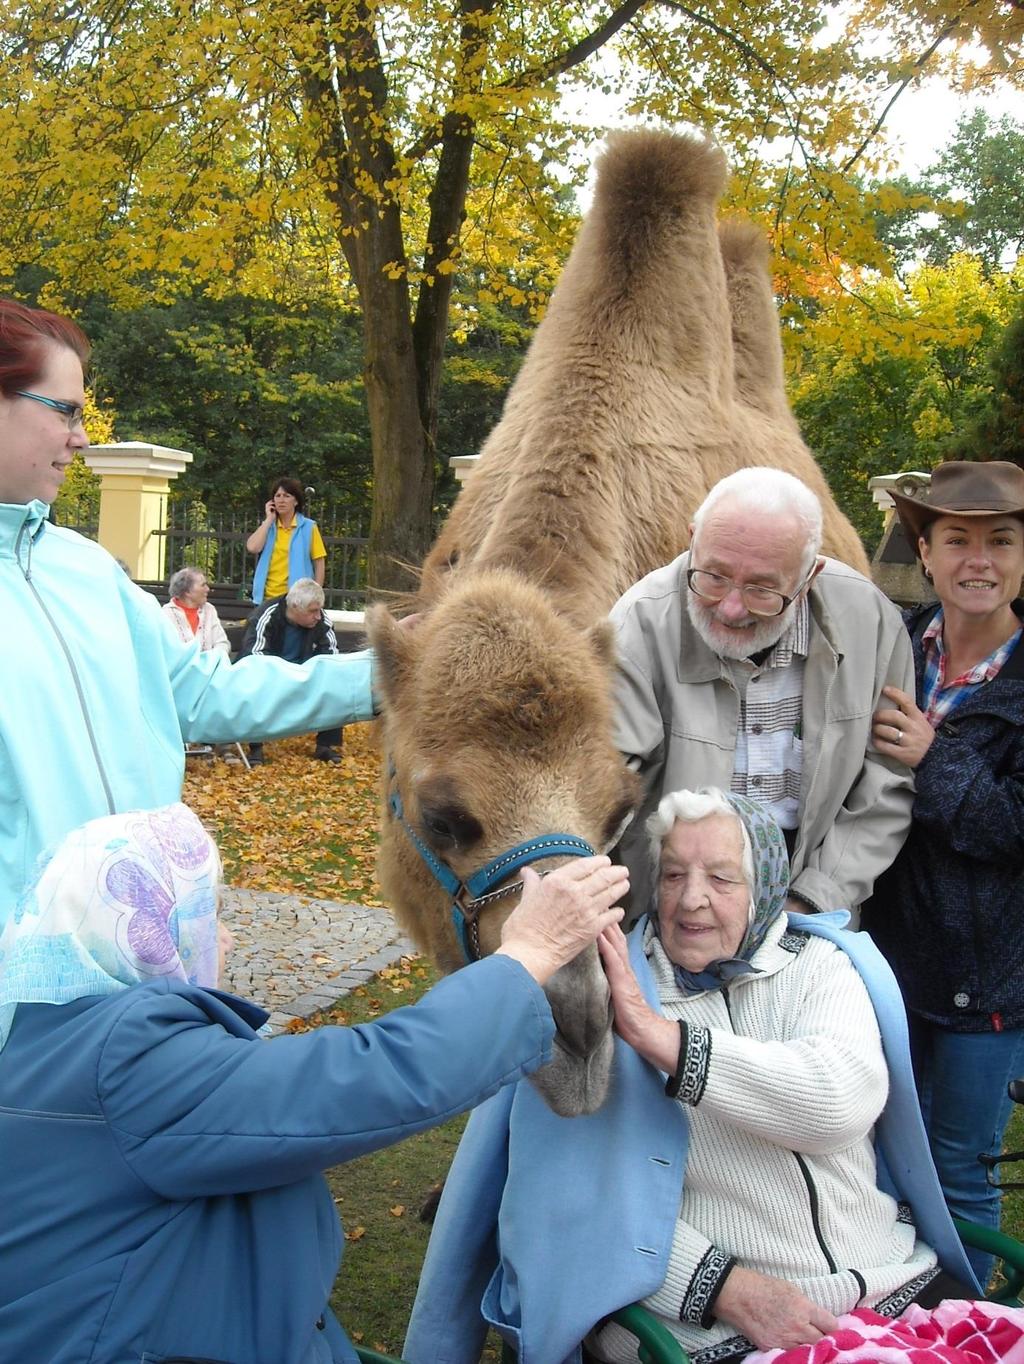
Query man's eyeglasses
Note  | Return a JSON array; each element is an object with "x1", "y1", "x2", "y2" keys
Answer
[
  {"x1": 15, "y1": 390, "x2": 85, "y2": 431},
  {"x1": 686, "y1": 567, "x2": 810, "y2": 618}
]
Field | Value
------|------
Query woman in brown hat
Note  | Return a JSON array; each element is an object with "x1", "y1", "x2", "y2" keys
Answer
[{"x1": 865, "y1": 460, "x2": 1024, "y2": 1284}]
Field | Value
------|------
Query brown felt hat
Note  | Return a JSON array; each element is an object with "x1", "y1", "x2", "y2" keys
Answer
[{"x1": 890, "y1": 461, "x2": 1024, "y2": 557}]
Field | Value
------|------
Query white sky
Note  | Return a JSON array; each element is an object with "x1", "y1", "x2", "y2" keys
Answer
[
  {"x1": 564, "y1": 57, "x2": 1024, "y2": 199},
  {"x1": 881, "y1": 79, "x2": 1024, "y2": 174}
]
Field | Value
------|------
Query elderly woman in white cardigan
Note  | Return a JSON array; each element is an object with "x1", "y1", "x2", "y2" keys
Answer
[
  {"x1": 588, "y1": 789, "x2": 971, "y2": 1363},
  {"x1": 406, "y1": 789, "x2": 981, "y2": 1364},
  {"x1": 162, "y1": 567, "x2": 230, "y2": 656}
]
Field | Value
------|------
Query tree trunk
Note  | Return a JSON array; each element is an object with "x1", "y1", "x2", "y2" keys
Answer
[
  {"x1": 299, "y1": 0, "x2": 649, "y2": 590},
  {"x1": 364, "y1": 283, "x2": 436, "y2": 596},
  {"x1": 299, "y1": 2, "x2": 438, "y2": 594}
]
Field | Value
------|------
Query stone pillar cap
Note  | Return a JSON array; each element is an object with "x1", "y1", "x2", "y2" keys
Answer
[
  {"x1": 82, "y1": 442, "x2": 194, "y2": 478},
  {"x1": 449, "y1": 454, "x2": 480, "y2": 484},
  {"x1": 868, "y1": 471, "x2": 932, "y2": 510}
]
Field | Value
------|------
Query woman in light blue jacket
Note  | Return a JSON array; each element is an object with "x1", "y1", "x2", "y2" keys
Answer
[
  {"x1": 0, "y1": 298, "x2": 374, "y2": 930},
  {"x1": 0, "y1": 803, "x2": 627, "y2": 1364}
]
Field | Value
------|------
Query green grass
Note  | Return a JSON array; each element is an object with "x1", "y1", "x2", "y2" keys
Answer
[{"x1": 999, "y1": 1105, "x2": 1024, "y2": 1244}]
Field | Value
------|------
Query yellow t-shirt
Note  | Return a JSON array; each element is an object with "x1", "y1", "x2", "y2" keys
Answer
[{"x1": 264, "y1": 521, "x2": 327, "y2": 600}]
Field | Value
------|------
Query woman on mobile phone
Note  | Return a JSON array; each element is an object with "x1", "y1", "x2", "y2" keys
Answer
[{"x1": 246, "y1": 476, "x2": 327, "y2": 604}]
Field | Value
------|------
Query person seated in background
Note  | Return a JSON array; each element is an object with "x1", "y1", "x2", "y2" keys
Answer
[
  {"x1": 162, "y1": 566, "x2": 230, "y2": 656},
  {"x1": 163, "y1": 567, "x2": 235, "y2": 759},
  {"x1": 238, "y1": 577, "x2": 345, "y2": 764},
  {"x1": 0, "y1": 803, "x2": 628, "y2": 1364},
  {"x1": 406, "y1": 788, "x2": 988, "y2": 1364}
]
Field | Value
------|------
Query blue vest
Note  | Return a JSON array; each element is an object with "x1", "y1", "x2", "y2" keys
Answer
[
  {"x1": 252, "y1": 513, "x2": 317, "y2": 605},
  {"x1": 404, "y1": 912, "x2": 979, "y2": 1364}
]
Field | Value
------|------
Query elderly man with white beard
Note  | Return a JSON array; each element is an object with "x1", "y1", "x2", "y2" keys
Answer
[{"x1": 611, "y1": 467, "x2": 915, "y2": 922}]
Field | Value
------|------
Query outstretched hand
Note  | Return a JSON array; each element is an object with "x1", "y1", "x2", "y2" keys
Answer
[
  {"x1": 598, "y1": 924, "x2": 681, "y2": 1074},
  {"x1": 496, "y1": 856, "x2": 628, "y2": 986},
  {"x1": 715, "y1": 1265, "x2": 838, "y2": 1351}
]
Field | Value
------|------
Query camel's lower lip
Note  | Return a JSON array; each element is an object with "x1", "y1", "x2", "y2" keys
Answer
[{"x1": 535, "y1": 1031, "x2": 615, "y2": 1116}]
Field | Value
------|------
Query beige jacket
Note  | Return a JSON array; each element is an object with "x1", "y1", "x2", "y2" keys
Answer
[{"x1": 610, "y1": 552, "x2": 914, "y2": 916}]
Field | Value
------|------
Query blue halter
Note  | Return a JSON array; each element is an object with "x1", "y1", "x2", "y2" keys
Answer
[{"x1": 387, "y1": 779, "x2": 596, "y2": 963}]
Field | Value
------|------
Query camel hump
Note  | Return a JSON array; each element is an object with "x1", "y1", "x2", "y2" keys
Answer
[
  {"x1": 595, "y1": 128, "x2": 728, "y2": 220},
  {"x1": 718, "y1": 218, "x2": 770, "y2": 273},
  {"x1": 718, "y1": 217, "x2": 791, "y2": 420}
]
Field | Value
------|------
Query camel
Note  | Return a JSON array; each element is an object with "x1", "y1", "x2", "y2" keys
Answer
[{"x1": 368, "y1": 127, "x2": 870, "y2": 1118}]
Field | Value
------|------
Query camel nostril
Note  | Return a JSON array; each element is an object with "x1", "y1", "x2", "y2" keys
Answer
[
  {"x1": 551, "y1": 1003, "x2": 613, "y2": 1060},
  {"x1": 553, "y1": 1031, "x2": 589, "y2": 1062}
]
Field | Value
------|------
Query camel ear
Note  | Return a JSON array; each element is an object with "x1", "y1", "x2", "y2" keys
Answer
[
  {"x1": 586, "y1": 620, "x2": 618, "y2": 672},
  {"x1": 367, "y1": 604, "x2": 419, "y2": 705}
]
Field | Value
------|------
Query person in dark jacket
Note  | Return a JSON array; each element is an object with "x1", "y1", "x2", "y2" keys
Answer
[
  {"x1": 866, "y1": 460, "x2": 1024, "y2": 1282},
  {"x1": 239, "y1": 576, "x2": 345, "y2": 763},
  {"x1": 0, "y1": 802, "x2": 628, "y2": 1364}
]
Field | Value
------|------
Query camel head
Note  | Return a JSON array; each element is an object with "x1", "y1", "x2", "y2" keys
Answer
[{"x1": 368, "y1": 571, "x2": 640, "y2": 1117}]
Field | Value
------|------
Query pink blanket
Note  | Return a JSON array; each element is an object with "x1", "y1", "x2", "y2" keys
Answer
[{"x1": 745, "y1": 1300, "x2": 1024, "y2": 1364}]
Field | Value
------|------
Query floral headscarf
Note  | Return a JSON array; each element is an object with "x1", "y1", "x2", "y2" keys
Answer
[
  {"x1": 0, "y1": 804, "x2": 220, "y2": 1052},
  {"x1": 652, "y1": 791, "x2": 791, "y2": 995}
]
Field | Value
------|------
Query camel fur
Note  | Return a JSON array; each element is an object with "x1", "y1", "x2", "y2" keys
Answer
[{"x1": 370, "y1": 127, "x2": 869, "y2": 1117}]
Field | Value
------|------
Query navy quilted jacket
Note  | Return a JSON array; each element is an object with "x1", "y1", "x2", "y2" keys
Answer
[{"x1": 865, "y1": 601, "x2": 1024, "y2": 1032}]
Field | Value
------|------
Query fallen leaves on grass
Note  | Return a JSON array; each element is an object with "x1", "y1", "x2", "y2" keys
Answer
[
  {"x1": 283, "y1": 955, "x2": 436, "y2": 1036},
  {"x1": 183, "y1": 722, "x2": 384, "y2": 903}
]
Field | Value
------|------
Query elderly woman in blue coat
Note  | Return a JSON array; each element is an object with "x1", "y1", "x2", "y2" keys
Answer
[
  {"x1": 406, "y1": 789, "x2": 979, "y2": 1364},
  {"x1": 0, "y1": 803, "x2": 627, "y2": 1364}
]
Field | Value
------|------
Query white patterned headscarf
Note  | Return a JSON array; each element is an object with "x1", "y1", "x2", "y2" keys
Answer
[{"x1": 0, "y1": 804, "x2": 220, "y2": 1052}]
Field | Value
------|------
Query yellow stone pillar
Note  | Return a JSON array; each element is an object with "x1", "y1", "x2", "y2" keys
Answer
[{"x1": 80, "y1": 442, "x2": 193, "y2": 581}]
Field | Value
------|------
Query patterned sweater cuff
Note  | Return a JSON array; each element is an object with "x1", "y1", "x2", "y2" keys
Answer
[
  {"x1": 680, "y1": 1247, "x2": 737, "y2": 1328},
  {"x1": 666, "y1": 1021, "x2": 712, "y2": 1105}
]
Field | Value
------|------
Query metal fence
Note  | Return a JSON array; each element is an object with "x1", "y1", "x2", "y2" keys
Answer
[
  {"x1": 154, "y1": 502, "x2": 370, "y2": 609},
  {"x1": 55, "y1": 499, "x2": 370, "y2": 610}
]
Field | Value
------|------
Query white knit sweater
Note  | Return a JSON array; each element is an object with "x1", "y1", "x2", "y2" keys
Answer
[
  {"x1": 594, "y1": 918, "x2": 937, "y2": 1364},
  {"x1": 162, "y1": 599, "x2": 231, "y2": 656}
]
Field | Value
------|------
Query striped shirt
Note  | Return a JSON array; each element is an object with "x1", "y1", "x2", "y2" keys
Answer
[
  {"x1": 724, "y1": 596, "x2": 810, "y2": 830},
  {"x1": 921, "y1": 607, "x2": 1021, "y2": 728}
]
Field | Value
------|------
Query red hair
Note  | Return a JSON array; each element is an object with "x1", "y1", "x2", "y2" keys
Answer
[{"x1": 0, "y1": 298, "x2": 91, "y2": 397}]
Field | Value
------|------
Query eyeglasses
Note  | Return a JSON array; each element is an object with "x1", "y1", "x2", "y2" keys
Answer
[
  {"x1": 14, "y1": 390, "x2": 85, "y2": 431},
  {"x1": 686, "y1": 567, "x2": 811, "y2": 618}
]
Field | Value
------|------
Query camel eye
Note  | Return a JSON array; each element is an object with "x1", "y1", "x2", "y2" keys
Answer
[
  {"x1": 419, "y1": 804, "x2": 483, "y2": 852},
  {"x1": 603, "y1": 796, "x2": 637, "y2": 849}
]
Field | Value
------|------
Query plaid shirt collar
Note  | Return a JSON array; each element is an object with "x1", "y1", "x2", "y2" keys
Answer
[
  {"x1": 921, "y1": 607, "x2": 1022, "y2": 726},
  {"x1": 760, "y1": 594, "x2": 810, "y2": 670}
]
